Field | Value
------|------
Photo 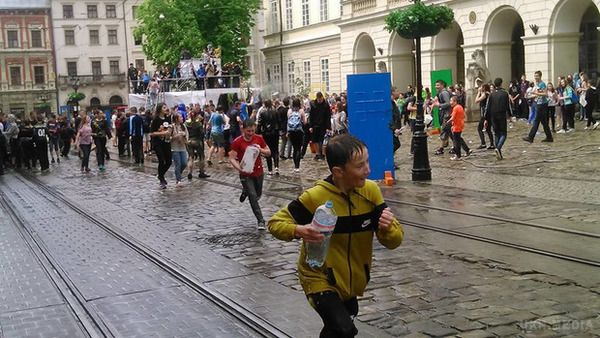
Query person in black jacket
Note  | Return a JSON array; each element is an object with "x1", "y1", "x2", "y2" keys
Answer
[
  {"x1": 584, "y1": 80, "x2": 599, "y2": 130},
  {"x1": 257, "y1": 99, "x2": 280, "y2": 175},
  {"x1": 91, "y1": 109, "x2": 111, "y2": 171},
  {"x1": 32, "y1": 115, "x2": 50, "y2": 172},
  {"x1": 129, "y1": 107, "x2": 145, "y2": 164},
  {"x1": 485, "y1": 78, "x2": 511, "y2": 160},
  {"x1": 309, "y1": 92, "x2": 331, "y2": 160}
]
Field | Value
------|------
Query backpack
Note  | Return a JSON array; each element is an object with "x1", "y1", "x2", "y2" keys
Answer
[{"x1": 287, "y1": 110, "x2": 303, "y2": 132}]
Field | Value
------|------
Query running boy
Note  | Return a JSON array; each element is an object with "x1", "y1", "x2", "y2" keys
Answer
[{"x1": 268, "y1": 134, "x2": 404, "y2": 337}]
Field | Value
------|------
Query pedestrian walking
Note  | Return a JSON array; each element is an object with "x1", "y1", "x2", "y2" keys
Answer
[
  {"x1": 4, "y1": 114, "x2": 19, "y2": 168},
  {"x1": 287, "y1": 98, "x2": 307, "y2": 173},
  {"x1": 129, "y1": 107, "x2": 145, "y2": 164},
  {"x1": 207, "y1": 105, "x2": 226, "y2": 166},
  {"x1": 485, "y1": 78, "x2": 511, "y2": 160},
  {"x1": 257, "y1": 99, "x2": 280, "y2": 175},
  {"x1": 75, "y1": 115, "x2": 93, "y2": 173},
  {"x1": 150, "y1": 103, "x2": 173, "y2": 189},
  {"x1": 584, "y1": 80, "x2": 599, "y2": 130},
  {"x1": 268, "y1": 133, "x2": 404, "y2": 338},
  {"x1": 32, "y1": 115, "x2": 50, "y2": 172},
  {"x1": 58, "y1": 116, "x2": 74, "y2": 159},
  {"x1": 431, "y1": 80, "x2": 452, "y2": 155},
  {"x1": 91, "y1": 110, "x2": 111, "y2": 172},
  {"x1": 229, "y1": 119, "x2": 271, "y2": 230},
  {"x1": 170, "y1": 113, "x2": 188, "y2": 187},
  {"x1": 47, "y1": 114, "x2": 60, "y2": 164},
  {"x1": 309, "y1": 92, "x2": 332, "y2": 160},
  {"x1": 547, "y1": 82, "x2": 559, "y2": 133},
  {"x1": 475, "y1": 83, "x2": 494, "y2": 149},
  {"x1": 185, "y1": 108, "x2": 210, "y2": 179},
  {"x1": 523, "y1": 71, "x2": 553, "y2": 143},
  {"x1": 448, "y1": 96, "x2": 472, "y2": 160}
]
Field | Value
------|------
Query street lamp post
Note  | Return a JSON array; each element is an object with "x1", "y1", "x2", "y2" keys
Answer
[
  {"x1": 71, "y1": 78, "x2": 80, "y2": 118},
  {"x1": 411, "y1": 37, "x2": 432, "y2": 181},
  {"x1": 385, "y1": 0, "x2": 454, "y2": 181}
]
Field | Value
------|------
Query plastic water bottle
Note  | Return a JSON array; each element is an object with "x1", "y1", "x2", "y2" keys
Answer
[{"x1": 305, "y1": 201, "x2": 337, "y2": 268}]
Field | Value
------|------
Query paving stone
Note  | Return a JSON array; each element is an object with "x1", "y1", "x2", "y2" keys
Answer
[
  {"x1": 0, "y1": 305, "x2": 85, "y2": 338},
  {"x1": 477, "y1": 311, "x2": 537, "y2": 327},
  {"x1": 486, "y1": 324, "x2": 522, "y2": 337},
  {"x1": 432, "y1": 314, "x2": 486, "y2": 331},
  {"x1": 457, "y1": 329, "x2": 495, "y2": 338}
]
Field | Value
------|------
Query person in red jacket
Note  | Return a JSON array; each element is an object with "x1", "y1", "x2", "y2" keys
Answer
[{"x1": 447, "y1": 96, "x2": 472, "y2": 160}]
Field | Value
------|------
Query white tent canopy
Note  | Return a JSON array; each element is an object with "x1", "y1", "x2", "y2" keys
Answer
[{"x1": 128, "y1": 88, "x2": 241, "y2": 110}]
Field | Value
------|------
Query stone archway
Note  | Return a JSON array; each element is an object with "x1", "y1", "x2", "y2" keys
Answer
[
  {"x1": 90, "y1": 97, "x2": 101, "y2": 107},
  {"x1": 109, "y1": 95, "x2": 123, "y2": 106},
  {"x1": 388, "y1": 31, "x2": 415, "y2": 90},
  {"x1": 353, "y1": 33, "x2": 376, "y2": 74},
  {"x1": 550, "y1": 0, "x2": 600, "y2": 82},
  {"x1": 431, "y1": 21, "x2": 465, "y2": 86},
  {"x1": 484, "y1": 6, "x2": 525, "y2": 83}
]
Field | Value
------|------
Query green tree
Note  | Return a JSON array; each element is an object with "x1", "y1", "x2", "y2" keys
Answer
[{"x1": 134, "y1": 0, "x2": 261, "y2": 69}]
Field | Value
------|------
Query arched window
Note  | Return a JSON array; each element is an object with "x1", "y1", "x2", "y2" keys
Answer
[
  {"x1": 90, "y1": 97, "x2": 101, "y2": 107},
  {"x1": 109, "y1": 95, "x2": 123, "y2": 106}
]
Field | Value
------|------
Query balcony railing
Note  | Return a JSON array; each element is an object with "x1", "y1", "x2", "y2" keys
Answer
[
  {"x1": 58, "y1": 73, "x2": 127, "y2": 87},
  {"x1": 129, "y1": 75, "x2": 243, "y2": 94},
  {"x1": 352, "y1": 0, "x2": 377, "y2": 13},
  {"x1": 387, "y1": 0, "x2": 410, "y2": 8}
]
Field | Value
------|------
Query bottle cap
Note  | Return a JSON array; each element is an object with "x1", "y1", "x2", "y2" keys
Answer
[{"x1": 325, "y1": 200, "x2": 333, "y2": 209}]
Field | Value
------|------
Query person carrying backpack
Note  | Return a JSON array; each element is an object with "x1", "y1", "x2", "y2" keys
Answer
[
  {"x1": 287, "y1": 98, "x2": 307, "y2": 173},
  {"x1": 32, "y1": 115, "x2": 50, "y2": 172},
  {"x1": 257, "y1": 99, "x2": 280, "y2": 175}
]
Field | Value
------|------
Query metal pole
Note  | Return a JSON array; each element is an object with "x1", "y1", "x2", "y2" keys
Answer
[
  {"x1": 411, "y1": 36, "x2": 432, "y2": 181},
  {"x1": 122, "y1": 0, "x2": 131, "y2": 94},
  {"x1": 278, "y1": 0, "x2": 284, "y2": 94}
]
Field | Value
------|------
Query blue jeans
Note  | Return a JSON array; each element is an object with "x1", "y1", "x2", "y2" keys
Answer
[{"x1": 171, "y1": 150, "x2": 188, "y2": 182}]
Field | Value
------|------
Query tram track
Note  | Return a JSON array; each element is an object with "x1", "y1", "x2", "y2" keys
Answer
[
  {"x1": 197, "y1": 169, "x2": 600, "y2": 268},
  {"x1": 7, "y1": 173, "x2": 290, "y2": 338}
]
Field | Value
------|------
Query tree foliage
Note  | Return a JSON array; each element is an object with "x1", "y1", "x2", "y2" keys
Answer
[
  {"x1": 134, "y1": 0, "x2": 261, "y2": 68},
  {"x1": 385, "y1": 0, "x2": 454, "y2": 39}
]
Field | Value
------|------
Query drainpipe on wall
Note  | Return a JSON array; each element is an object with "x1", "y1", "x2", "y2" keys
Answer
[
  {"x1": 122, "y1": 0, "x2": 130, "y2": 95},
  {"x1": 49, "y1": 5, "x2": 60, "y2": 115},
  {"x1": 278, "y1": 0, "x2": 284, "y2": 95}
]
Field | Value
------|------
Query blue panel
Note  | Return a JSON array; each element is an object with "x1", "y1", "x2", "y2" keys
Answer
[{"x1": 347, "y1": 73, "x2": 393, "y2": 180}]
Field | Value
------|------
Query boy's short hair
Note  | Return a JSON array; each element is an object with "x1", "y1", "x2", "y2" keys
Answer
[
  {"x1": 325, "y1": 134, "x2": 367, "y2": 171},
  {"x1": 242, "y1": 118, "x2": 256, "y2": 129}
]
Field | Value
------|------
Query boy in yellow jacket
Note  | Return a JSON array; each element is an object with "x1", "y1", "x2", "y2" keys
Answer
[{"x1": 268, "y1": 133, "x2": 404, "y2": 337}]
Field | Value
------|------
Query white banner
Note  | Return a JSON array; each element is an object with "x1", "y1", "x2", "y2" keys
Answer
[{"x1": 128, "y1": 88, "x2": 240, "y2": 110}]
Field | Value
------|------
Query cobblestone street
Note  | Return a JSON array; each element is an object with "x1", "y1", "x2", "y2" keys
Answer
[{"x1": 1, "y1": 119, "x2": 600, "y2": 337}]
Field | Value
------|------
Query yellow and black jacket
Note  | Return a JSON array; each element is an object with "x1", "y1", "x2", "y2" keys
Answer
[{"x1": 268, "y1": 176, "x2": 404, "y2": 301}]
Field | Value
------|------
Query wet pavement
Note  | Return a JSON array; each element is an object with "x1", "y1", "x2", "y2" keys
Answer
[{"x1": 1, "y1": 118, "x2": 599, "y2": 337}]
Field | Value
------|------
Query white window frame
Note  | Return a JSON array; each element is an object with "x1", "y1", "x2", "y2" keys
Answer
[
  {"x1": 105, "y1": 4, "x2": 117, "y2": 18},
  {"x1": 287, "y1": 62, "x2": 295, "y2": 94},
  {"x1": 63, "y1": 4, "x2": 73, "y2": 19},
  {"x1": 64, "y1": 29, "x2": 75, "y2": 45},
  {"x1": 303, "y1": 60, "x2": 311, "y2": 88},
  {"x1": 320, "y1": 58, "x2": 330, "y2": 92},
  {"x1": 107, "y1": 29, "x2": 118, "y2": 45},
  {"x1": 89, "y1": 29, "x2": 100, "y2": 45},
  {"x1": 273, "y1": 64, "x2": 281, "y2": 88},
  {"x1": 302, "y1": 0, "x2": 310, "y2": 26},
  {"x1": 91, "y1": 60, "x2": 102, "y2": 76},
  {"x1": 270, "y1": 0, "x2": 278, "y2": 34},
  {"x1": 285, "y1": 0, "x2": 293, "y2": 30},
  {"x1": 87, "y1": 4, "x2": 98, "y2": 18},
  {"x1": 320, "y1": 0, "x2": 328, "y2": 22}
]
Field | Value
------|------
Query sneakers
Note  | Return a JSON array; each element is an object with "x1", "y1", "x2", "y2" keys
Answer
[
  {"x1": 99, "y1": 165, "x2": 106, "y2": 172},
  {"x1": 187, "y1": 173, "x2": 193, "y2": 180},
  {"x1": 274, "y1": 168, "x2": 280, "y2": 176},
  {"x1": 239, "y1": 191, "x2": 247, "y2": 203},
  {"x1": 466, "y1": 149, "x2": 473, "y2": 157},
  {"x1": 594, "y1": 122, "x2": 600, "y2": 130},
  {"x1": 198, "y1": 172, "x2": 210, "y2": 178},
  {"x1": 267, "y1": 171, "x2": 273, "y2": 176},
  {"x1": 567, "y1": 128, "x2": 575, "y2": 133},
  {"x1": 434, "y1": 148, "x2": 444, "y2": 155},
  {"x1": 584, "y1": 126, "x2": 590, "y2": 130},
  {"x1": 557, "y1": 129, "x2": 566, "y2": 134},
  {"x1": 159, "y1": 183, "x2": 167, "y2": 190},
  {"x1": 487, "y1": 145, "x2": 495, "y2": 150},
  {"x1": 495, "y1": 148, "x2": 503, "y2": 160},
  {"x1": 57, "y1": 157, "x2": 60, "y2": 163},
  {"x1": 477, "y1": 144, "x2": 487, "y2": 149},
  {"x1": 257, "y1": 221, "x2": 266, "y2": 230},
  {"x1": 450, "y1": 156, "x2": 461, "y2": 161},
  {"x1": 51, "y1": 158, "x2": 55, "y2": 164},
  {"x1": 207, "y1": 160, "x2": 213, "y2": 166},
  {"x1": 293, "y1": 168, "x2": 300, "y2": 173},
  {"x1": 541, "y1": 138, "x2": 553, "y2": 143},
  {"x1": 176, "y1": 181, "x2": 182, "y2": 188},
  {"x1": 522, "y1": 137, "x2": 533, "y2": 143}
]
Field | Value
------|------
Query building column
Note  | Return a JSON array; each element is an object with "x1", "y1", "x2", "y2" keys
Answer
[
  {"x1": 522, "y1": 35, "x2": 552, "y2": 81},
  {"x1": 431, "y1": 48, "x2": 458, "y2": 83},
  {"x1": 389, "y1": 53, "x2": 414, "y2": 89},
  {"x1": 548, "y1": 32, "x2": 581, "y2": 82}
]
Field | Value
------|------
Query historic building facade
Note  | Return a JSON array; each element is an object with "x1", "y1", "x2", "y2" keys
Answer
[
  {"x1": 261, "y1": 0, "x2": 600, "y2": 109},
  {"x1": 0, "y1": 0, "x2": 56, "y2": 118},
  {"x1": 51, "y1": 0, "x2": 131, "y2": 112}
]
